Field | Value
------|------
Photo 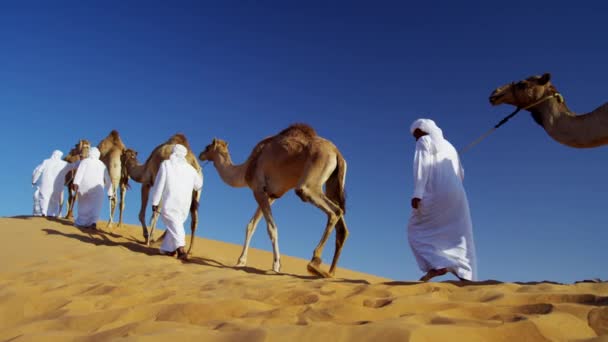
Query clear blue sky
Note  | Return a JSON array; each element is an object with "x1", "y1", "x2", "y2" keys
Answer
[{"x1": 2, "y1": 1, "x2": 606, "y2": 283}]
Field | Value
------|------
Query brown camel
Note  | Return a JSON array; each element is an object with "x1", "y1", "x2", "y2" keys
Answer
[
  {"x1": 63, "y1": 139, "x2": 91, "y2": 219},
  {"x1": 489, "y1": 73, "x2": 608, "y2": 148},
  {"x1": 121, "y1": 134, "x2": 202, "y2": 254},
  {"x1": 97, "y1": 130, "x2": 128, "y2": 228},
  {"x1": 198, "y1": 124, "x2": 349, "y2": 278}
]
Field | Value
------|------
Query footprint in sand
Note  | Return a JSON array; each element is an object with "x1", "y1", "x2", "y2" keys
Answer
[
  {"x1": 513, "y1": 303, "x2": 554, "y2": 315},
  {"x1": 363, "y1": 298, "x2": 393, "y2": 308}
]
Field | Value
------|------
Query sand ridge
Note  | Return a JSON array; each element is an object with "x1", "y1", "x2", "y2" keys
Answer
[{"x1": 0, "y1": 217, "x2": 606, "y2": 341}]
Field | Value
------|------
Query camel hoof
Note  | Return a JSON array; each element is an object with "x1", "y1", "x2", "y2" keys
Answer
[
  {"x1": 307, "y1": 263, "x2": 331, "y2": 278},
  {"x1": 272, "y1": 261, "x2": 281, "y2": 273},
  {"x1": 235, "y1": 260, "x2": 247, "y2": 267}
]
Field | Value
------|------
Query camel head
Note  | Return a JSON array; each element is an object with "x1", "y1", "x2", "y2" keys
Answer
[
  {"x1": 489, "y1": 73, "x2": 556, "y2": 108},
  {"x1": 121, "y1": 148, "x2": 138, "y2": 166},
  {"x1": 64, "y1": 139, "x2": 91, "y2": 162},
  {"x1": 199, "y1": 138, "x2": 229, "y2": 162}
]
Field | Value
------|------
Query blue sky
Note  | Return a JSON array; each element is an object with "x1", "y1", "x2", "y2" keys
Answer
[{"x1": 1, "y1": 1, "x2": 606, "y2": 283}]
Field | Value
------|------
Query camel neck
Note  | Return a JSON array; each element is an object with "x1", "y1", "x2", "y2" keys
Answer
[
  {"x1": 530, "y1": 96, "x2": 608, "y2": 148},
  {"x1": 126, "y1": 160, "x2": 147, "y2": 183},
  {"x1": 213, "y1": 153, "x2": 248, "y2": 188}
]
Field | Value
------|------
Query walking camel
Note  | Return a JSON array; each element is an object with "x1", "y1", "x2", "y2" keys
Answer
[
  {"x1": 198, "y1": 124, "x2": 349, "y2": 278},
  {"x1": 63, "y1": 139, "x2": 90, "y2": 219},
  {"x1": 121, "y1": 134, "x2": 202, "y2": 254},
  {"x1": 489, "y1": 73, "x2": 608, "y2": 148},
  {"x1": 97, "y1": 130, "x2": 129, "y2": 228}
]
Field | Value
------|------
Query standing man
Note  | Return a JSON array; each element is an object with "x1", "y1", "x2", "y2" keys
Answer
[
  {"x1": 31, "y1": 150, "x2": 75, "y2": 217},
  {"x1": 151, "y1": 144, "x2": 202, "y2": 260},
  {"x1": 407, "y1": 118, "x2": 477, "y2": 282},
  {"x1": 72, "y1": 147, "x2": 113, "y2": 229}
]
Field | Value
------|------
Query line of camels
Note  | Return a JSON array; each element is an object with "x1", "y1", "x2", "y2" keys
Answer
[{"x1": 57, "y1": 73, "x2": 607, "y2": 278}]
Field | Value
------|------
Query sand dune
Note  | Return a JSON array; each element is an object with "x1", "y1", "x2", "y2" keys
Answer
[{"x1": 0, "y1": 216, "x2": 606, "y2": 341}]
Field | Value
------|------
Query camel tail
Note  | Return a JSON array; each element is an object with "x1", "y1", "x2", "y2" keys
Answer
[{"x1": 326, "y1": 153, "x2": 347, "y2": 214}]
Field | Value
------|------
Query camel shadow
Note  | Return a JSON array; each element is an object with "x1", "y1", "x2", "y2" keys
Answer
[
  {"x1": 10, "y1": 215, "x2": 77, "y2": 228},
  {"x1": 40, "y1": 227, "x2": 369, "y2": 283},
  {"x1": 42, "y1": 228, "x2": 159, "y2": 256},
  {"x1": 184, "y1": 255, "x2": 370, "y2": 284}
]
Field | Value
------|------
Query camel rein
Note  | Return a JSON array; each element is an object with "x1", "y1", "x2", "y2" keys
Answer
[{"x1": 459, "y1": 93, "x2": 563, "y2": 154}]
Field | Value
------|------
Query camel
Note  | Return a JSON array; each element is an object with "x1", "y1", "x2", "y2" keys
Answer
[
  {"x1": 97, "y1": 130, "x2": 129, "y2": 228},
  {"x1": 489, "y1": 73, "x2": 608, "y2": 148},
  {"x1": 63, "y1": 139, "x2": 91, "y2": 219},
  {"x1": 121, "y1": 134, "x2": 202, "y2": 254},
  {"x1": 198, "y1": 124, "x2": 349, "y2": 278}
]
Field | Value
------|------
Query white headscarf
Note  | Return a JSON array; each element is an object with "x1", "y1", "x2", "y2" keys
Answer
[
  {"x1": 410, "y1": 118, "x2": 450, "y2": 154},
  {"x1": 170, "y1": 144, "x2": 188, "y2": 164},
  {"x1": 410, "y1": 118, "x2": 444, "y2": 140},
  {"x1": 51, "y1": 150, "x2": 63, "y2": 160},
  {"x1": 89, "y1": 147, "x2": 101, "y2": 160}
]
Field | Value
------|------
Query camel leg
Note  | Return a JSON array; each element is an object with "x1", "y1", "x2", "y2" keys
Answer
[
  {"x1": 148, "y1": 209, "x2": 159, "y2": 246},
  {"x1": 295, "y1": 155, "x2": 342, "y2": 278},
  {"x1": 253, "y1": 191, "x2": 281, "y2": 273},
  {"x1": 66, "y1": 188, "x2": 75, "y2": 219},
  {"x1": 107, "y1": 186, "x2": 117, "y2": 228},
  {"x1": 236, "y1": 202, "x2": 274, "y2": 267},
  {"x1": 328, "y1": 217, "x2": 349, "y2": 277},
  {"x1": 296, "y1": 185, "x2": 342, "y2": 278},
  {"x1": 118, "y1": 184, "x2": 126, "y2": 227},
  {"x1": 139, "y1": 184, "x2": 150, "y2": 243},
  {"x1": 186, "y1": 190, "x2": 200, "y2": 255}
]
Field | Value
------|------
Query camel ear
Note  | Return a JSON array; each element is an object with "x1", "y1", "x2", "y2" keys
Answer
[
  {"x1": 212, "y1": 138, "x2": 217, "y2": 145},
  {"x1": 539, "y1": 73, "x2": 551, "y2": 85}
]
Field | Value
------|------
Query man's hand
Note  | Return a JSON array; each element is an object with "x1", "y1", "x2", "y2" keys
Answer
[
  {"x1": 152, "y1": 205, "x2": 159, "y2": 213},
  {"x1": 411, "y1": 197, "x2": 421, "y2": 209}
]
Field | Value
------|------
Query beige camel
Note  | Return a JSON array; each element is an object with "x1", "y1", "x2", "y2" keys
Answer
[
  {"x1": 63, "y1": 139, "x2": 91, "y2": 219},
  {"x1": 198, "y1": 124, "x2": 349, "y2": 278},
  {"x1": 489, "y1": 73, "x2": 608, "y2": 148},
  {"x1": 97, "y1": 130, "x2": 128, "y2": 228},
  {"x1": 121, "y1": 134, "x2": 202, "y2": 254}
]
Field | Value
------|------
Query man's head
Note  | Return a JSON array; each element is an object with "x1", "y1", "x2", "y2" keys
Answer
[
  {"x1": 89, "y1": 147, "x2": 101, "y2": 160},
  {"x1": 171, "y1": 144, "x2": 188, "y2": 161},
  {"x1": 410, "y1": 118, "x2": 443, "y2": 141}
]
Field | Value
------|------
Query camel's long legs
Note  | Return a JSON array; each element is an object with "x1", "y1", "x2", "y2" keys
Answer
[
  {"x1": 236, "y1": 199, "x2": 275, "y2": 267},
  {"x1": 118, "y1": 184, "x2": 127, "y2": 227},
  {"x1": 253, "y1": 191, "x2": 281, "y2": 272}
]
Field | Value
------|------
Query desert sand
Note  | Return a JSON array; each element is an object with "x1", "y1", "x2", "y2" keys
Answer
[{"x1": 0, "y1": 216, "x2": 606, "y2": 341}]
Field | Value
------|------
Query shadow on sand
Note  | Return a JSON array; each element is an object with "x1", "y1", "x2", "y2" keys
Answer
[{"x1": 41, "y1": 226, "x2": 370, "y2": 284}]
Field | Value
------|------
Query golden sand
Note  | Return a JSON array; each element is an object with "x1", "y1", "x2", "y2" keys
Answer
[{"x1": 0, "y1": 217, "x2": 606, "y2": 341}]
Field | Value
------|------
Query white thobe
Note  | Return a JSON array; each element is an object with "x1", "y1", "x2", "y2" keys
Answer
[
  {"x1": 32, "y1": 154, "x2": 75, "y2": 217},
  {"x1": 151, "y1": 158, "x2": 203, "y2": 253},
  {"x1": 408, "y1": 135, "x2": 477, "y2": 281},
  {"x1": 73, "y1": 158, "x2": 113, "y2": 227},
  {"x1": 32, "y1": 163, "x2": 44, "y2": 216}
]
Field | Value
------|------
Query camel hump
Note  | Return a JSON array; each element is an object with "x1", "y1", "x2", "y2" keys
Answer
[
  {"x1": 168, "y1": 133, "x2": 191, "y2": 149},
  {"x1": 110, "y1": 130, "x2": 120, "y2": 138},
  {"x1": 279, "y1": 123, "x2": 317, "y2": 138}
]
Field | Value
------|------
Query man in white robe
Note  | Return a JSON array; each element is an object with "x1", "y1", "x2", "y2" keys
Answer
[
  {"x1": 72, "y1": 147, "x2": 113, "y2": 229},
  {"x1": 407, "y1": 118, "x2": 477, "y2": 282},
  {"x1": 32, "y1": 164, "x2": 44, "y2": 216},
  {"x1": 31, "y1": 150, "x2": 76, "y2": 217},
  {"x1": 151, "y1": 144, "x2": 203, "y2": 260}
]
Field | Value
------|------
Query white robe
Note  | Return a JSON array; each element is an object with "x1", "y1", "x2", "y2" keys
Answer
[
  {"x1": 151, "y1": 157, "x2": 203, "y2": 253},
  {"x1": 32, "y1": 163, "x2": 44, "y2": 216},
  {"x1": 408, "y1": 135, "x2": 477, "y2": 281},
  {"x1": 73, "y1": 152, "x2": 113, "y2": 227},
  {"x1": 32, "y1": 151, "x2": 75, "y2": 217}
]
